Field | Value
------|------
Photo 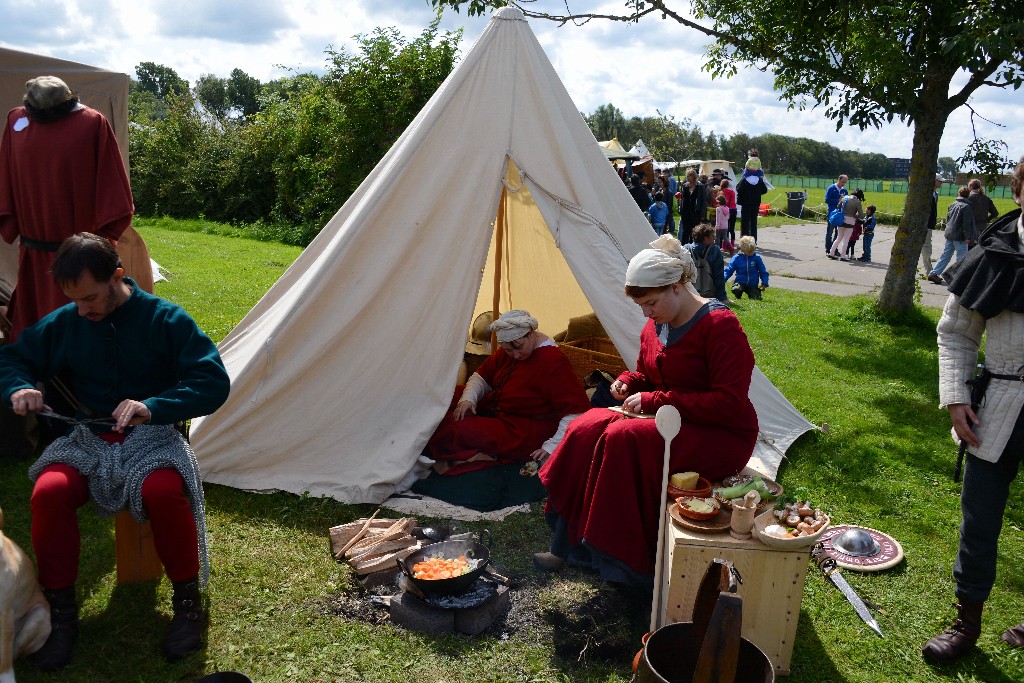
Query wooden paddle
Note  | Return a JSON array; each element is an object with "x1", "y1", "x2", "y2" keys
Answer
[{"x1": 650, "y1": 405, "x2": 682, "y2": 632}]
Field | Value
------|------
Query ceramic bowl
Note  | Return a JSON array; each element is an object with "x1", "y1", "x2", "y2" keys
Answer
[
  {"x1": 753, "y1": 508, "x2": 831, "y2": 549},
  {"x1": 667, "y1": 476, "x2": 712, "y2": 501},
  {"x1": 675, "y1": 496, "x2": 721, "y2": 521}
]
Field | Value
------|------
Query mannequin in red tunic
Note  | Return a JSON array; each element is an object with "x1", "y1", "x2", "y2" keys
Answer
[
  {"x1": 0, "y1": 76, "x2": 133, "y2": 341},
  {"x1": 537, "y1": 236, "x2": 758, "y2": 582},
  {"x1": 427, "y1": 310, "x2": 590, "y2": 477}
]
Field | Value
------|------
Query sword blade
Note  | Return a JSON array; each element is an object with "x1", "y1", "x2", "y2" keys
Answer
[{"x1": 826, "y1": 572, "x2": 883, "y2": 637}]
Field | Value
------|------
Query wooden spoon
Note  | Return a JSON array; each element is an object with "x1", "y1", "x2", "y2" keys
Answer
[{"x1": 650, "y1": 405, "x2": 682, "y2": 632}]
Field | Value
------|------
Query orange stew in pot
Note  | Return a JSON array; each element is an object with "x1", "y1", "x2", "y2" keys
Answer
[{"x1": 412, "y1": 555, "x2": 471, "y2": 580}]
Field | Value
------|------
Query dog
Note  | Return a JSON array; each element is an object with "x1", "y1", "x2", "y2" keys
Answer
[{"x1": 0, "y1": 505, "x2": 51, "y2": 683}]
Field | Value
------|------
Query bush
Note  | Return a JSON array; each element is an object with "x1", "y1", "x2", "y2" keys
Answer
[{"x1": 129, "y1": 22, "x2": 461, "y2": 245}]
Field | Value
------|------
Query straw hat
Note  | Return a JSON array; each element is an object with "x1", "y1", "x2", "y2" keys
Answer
[{"x1": 465, "y1": 311, "x2": 496, "y2": 355}]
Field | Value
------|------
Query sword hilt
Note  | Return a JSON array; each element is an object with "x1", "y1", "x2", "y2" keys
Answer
[{"x1": 811, "y1": 542, "x2": 837, "y2": 574}]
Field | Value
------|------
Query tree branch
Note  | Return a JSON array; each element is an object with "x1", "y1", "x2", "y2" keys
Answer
[{"x1": 946, "y1": 54, "x2": 1006, "y2": 112}]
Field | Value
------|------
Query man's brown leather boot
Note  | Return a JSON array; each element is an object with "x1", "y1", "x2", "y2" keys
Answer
[
  {"x1": 922, "y1": 600, "x2": 983, "y2": 664},
  {"x1": 1001, "y1": 621, "x2": 1024, "y2": 648}
]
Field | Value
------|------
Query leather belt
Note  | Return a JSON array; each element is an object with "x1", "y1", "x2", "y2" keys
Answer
[{"x1": 20, "y1": 236, "x2": 62, "y2": 252}]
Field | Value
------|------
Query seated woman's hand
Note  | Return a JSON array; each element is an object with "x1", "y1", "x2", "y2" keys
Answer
[
  {"x1": 610, "y1": 380, "x2": 629, "y2": 400},
  {"x1": 529, "y1": 448, "x2": 549, "y2": 462},
  {"x1": 453, "y1": 400, "x2": 477, "y2": 421},
  {"x1": 622, "y1": 392, "x2": 644, "y2": 414}
]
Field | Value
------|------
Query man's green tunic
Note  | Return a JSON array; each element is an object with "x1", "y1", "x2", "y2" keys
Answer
[{"x1": 0, "y1": 278, "x2": 229, "y2": 423}]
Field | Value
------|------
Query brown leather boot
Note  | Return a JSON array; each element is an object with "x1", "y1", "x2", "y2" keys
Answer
[
  {"x1": 922, "y1": 600, "x2": 983, "y2": 664},
  {"x1": 1001, "y1": 622, "x2": 1024, "y2": 648}
]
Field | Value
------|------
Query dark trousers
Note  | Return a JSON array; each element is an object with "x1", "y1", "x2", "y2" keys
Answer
[
  {"x1": 740, "y1": 205, "x2": 758, "y2": 241},
  {"x1": 728, "y1": 209, "x2": 737, "y2": 245},
  {"x1": 731, "y1": 282, "x2": 762, "y2": 300},
  {"x1": 954, "y1": 405, "x2": 1024, "y2": 603}
]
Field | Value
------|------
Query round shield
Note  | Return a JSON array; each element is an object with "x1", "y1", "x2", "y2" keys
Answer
[{"x1": 818, "y1": 525, "x2": 904, "y2": 572}]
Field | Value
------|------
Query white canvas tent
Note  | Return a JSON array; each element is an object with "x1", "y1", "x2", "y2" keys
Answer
[
  {"x1": 190, "y1": 7, "x2": 815, "y2": 504},
  {"x1": 0, "y1": 47, "x2": 154, "y2": 297}
]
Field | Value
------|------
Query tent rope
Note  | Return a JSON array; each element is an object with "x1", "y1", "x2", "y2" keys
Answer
[{"x1": 501, "y1": 156, "x2": 631, "y2": 262}]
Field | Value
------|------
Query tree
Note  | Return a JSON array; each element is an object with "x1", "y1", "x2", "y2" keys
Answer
[
  {"x1": 227, "y1": 68, "x2": 262, "y2": 119},
  {"x1": 135, "y1": 62, "x2": 189, "y2": 100},
  {"x1": 585, "y1": 103, "x2": 626, "y2": 141},
  {"x1": 937, "y1": 156, "x2": 959, "y2": 181},
  {"x1": 194, "y1": 74, "x2": 229, "y2": 118},
  {"x1": 250, "y1": 20, "x2": 462, "y2": 228},
  {"x1": 433, "y1": 0, "x2": 1024, "y2": 313}
]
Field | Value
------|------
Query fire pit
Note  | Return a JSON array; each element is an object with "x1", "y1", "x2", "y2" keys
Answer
[{"x1": 389, "y1": 571, "x2": 511, "y2": 635}]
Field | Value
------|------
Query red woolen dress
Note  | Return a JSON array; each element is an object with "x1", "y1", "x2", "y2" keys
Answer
[
  {"x1": 539, "y1": 304, "x2": 758, "y2": 576},
  {"x1": 427, "y1": 344, "x2": 590, "y2": 476},
  {"x1": 0, "y1": 105, "x2": 134, "y2": 340}
]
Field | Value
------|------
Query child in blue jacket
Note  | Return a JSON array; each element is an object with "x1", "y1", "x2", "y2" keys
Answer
[
  {"x1": 645, "y1": 192, "x2": 670, "y2": 235},
  {"x1": 857, "y1": 205, "x2": 877, "y2": 262},
  {"x1": 724, "y1": 235, "x2": 769, "y2": 300}
]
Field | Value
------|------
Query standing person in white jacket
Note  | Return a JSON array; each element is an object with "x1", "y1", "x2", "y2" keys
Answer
[
  {"x1": 923, "y1": 156, "x2": 1024, "y2": 665},
  {"x1": 827, "y1": 188, "x2": 864, "y2": 261}
]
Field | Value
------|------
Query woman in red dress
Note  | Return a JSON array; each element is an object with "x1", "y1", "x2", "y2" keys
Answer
[
  {"x1": 536, "y1": 235, "x2": 758, "y2": 584},
  {"x1": 426, "y1": 310, "x2": 590, "y2": 477}
]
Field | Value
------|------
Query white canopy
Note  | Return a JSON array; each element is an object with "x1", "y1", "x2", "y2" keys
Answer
[{"x1": 190, "y1": 7, "x2": 815, "y2": 503}]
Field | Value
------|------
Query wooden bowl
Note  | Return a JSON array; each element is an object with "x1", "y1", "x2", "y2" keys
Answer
[
  {"x1": 675, "y1": 496, "x2": 721, "y2": 521},
  {"x1": 714, "y1": 476, "x2": 784, "y2": 514},
  {"x1": 667, "y1": 476, "x2": 712, "y2": 500}
]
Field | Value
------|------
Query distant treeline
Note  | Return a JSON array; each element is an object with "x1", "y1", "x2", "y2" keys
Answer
[
  {"x1": 583, "y1": 103, "x2": 898, "y2": 180},
  {"x1": 127, "y1": 33, "x2": 917, "y2": 245}
]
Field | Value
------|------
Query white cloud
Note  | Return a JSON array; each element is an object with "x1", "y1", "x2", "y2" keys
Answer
[
  {"x1": 152, "y1": 0, "x2": 295, "y2": 43},
  {"x1": 0, "y1": 0, "x2": 1018, "y2": 165}
]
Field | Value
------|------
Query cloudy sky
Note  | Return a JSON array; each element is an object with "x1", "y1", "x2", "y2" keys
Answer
[{"x1": 2, "y1": 0, "x2": 1019, "y2": 165}]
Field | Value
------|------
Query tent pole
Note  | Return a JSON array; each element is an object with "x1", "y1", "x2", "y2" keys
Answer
[{"x1": 490, "y1": 186, "x2": 507, "y2": 350}]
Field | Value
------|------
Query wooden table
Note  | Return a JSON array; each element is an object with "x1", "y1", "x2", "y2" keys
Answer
[{"x1": 656, "y1": 508, "x2": 810, "y2": 676}]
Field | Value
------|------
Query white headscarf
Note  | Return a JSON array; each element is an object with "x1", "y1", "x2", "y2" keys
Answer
[
  {"x1": 625, "y1": 235, "x2": 696, "y2": 287},
  {"x1": 489, "y1": 310, "x2": 538, "y2": 342}
]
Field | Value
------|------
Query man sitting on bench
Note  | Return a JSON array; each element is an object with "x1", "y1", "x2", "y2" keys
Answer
[{"x1": 0, "y1": 232, "x2": 229, "y2": 669}]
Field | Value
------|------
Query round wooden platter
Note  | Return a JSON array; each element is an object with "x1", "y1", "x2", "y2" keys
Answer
[{"x1": 668, "y1": 502, "x2": 731, "y2": 534}]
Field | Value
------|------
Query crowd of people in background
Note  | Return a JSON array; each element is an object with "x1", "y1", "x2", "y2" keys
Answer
[
  {"x1": 621, "y1": 153, "x2": 772, "y2": 304},
  {"x1": 621, "y1": 157, "x2": 1006, "y2": 303}
]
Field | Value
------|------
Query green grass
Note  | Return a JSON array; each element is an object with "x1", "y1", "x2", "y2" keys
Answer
[{"x1": 5, "y1": 221, "x2": 1024, "y2": 681}]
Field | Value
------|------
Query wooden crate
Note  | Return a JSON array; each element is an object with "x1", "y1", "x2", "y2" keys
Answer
[{"x1": 657, "y1": 513, "x2": 810, "y2": 676}]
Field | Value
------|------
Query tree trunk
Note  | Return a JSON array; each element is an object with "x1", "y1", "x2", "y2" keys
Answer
[{"x1": 876, "y1": 92, "x2": 949, "y2": 313}]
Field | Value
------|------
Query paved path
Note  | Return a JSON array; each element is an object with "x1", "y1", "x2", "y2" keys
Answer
[{"x1": 747, "y1": 221, "x2": 949, "y2": 309}]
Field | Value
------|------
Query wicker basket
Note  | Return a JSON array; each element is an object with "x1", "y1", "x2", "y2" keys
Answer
[{"x1": 559, "y1": 337, "x2": 628, "y2": 384}]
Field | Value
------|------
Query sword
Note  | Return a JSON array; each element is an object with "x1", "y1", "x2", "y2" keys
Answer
[{"x1": 811, "y1": 543, "x2": 883, "y2": 637}]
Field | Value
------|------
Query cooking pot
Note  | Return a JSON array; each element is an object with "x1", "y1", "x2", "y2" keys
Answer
[{"x1": 397, "y1": 529, "x2": 493, "y2": 597}]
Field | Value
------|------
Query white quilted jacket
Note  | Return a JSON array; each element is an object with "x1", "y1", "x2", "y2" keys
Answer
[{"x1": 937, "y1": 295, "x2": 1024, "y2": 462}]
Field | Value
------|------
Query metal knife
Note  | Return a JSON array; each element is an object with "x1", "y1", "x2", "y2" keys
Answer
[{"x1": 811, "y1": 542, "x2": 883, "y2": 637}]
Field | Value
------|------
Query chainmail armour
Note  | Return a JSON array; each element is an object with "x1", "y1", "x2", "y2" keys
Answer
[{"x1": 29, "y1": 424, "x2": 210, "y2": 587}]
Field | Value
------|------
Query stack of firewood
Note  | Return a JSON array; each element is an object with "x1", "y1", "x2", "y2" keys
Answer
[{"x1": 329, "y1": 512, "x2": 422, "y2": 576}]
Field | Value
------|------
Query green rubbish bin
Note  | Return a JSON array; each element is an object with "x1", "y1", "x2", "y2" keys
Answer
[{"x1": 786, "y1": 191, "x2": 806, "y2": 219}]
